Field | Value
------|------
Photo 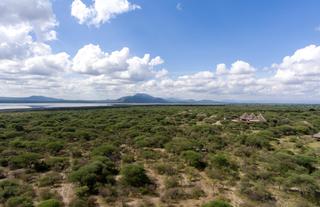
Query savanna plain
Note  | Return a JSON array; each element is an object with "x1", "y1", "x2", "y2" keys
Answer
[{"x1": 0, "y1": 105, "x2": 319, "y2": 207}]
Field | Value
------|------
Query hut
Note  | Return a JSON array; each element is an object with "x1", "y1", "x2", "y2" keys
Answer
[
  {"x1": 238, "y1": 112, "x2": 267, "y2": 123},
  {"x1": 240, "y1": 113, "x2": 250, "y2": 121},
  {"x1": 257, "y1": 113, "x2": 267, "y2": 122},
  {"x1": 313, "y1": 132, "x2": 320, "y2": 141}
]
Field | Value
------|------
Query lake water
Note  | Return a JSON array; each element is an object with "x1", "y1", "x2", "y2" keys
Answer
[{"x1": 0, "y1": 103, "x2": 114, "y2": 110}]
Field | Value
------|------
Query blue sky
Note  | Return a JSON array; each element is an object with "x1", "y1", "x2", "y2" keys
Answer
[
  {"x1": 0, "y1": 0, "x2": 320, "y2": 102},
  {"x1": 52, "y1": 0, "x2": 320, "y2": 76}
]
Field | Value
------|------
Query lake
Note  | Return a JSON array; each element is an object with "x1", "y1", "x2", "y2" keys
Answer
[{"x1": 0, "y1": 103, "x2": 114, "y2": 110}]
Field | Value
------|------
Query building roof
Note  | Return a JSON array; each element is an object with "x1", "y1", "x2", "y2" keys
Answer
[
  {"x1": 239, "y1": 112, "x2": 267, "y2": 122},
  {"x1": 240, "y1": 113, "x2": 249, "y2": 120},
  {"x1": 257, "y1": 113, "x2": 267, "y2": 122}
]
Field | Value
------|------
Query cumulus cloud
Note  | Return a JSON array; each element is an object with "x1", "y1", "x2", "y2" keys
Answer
[
  {"x1": 71, "y1": 0, "x2": 141, "y2": 27},
  {"x1": 72, "y1": 44, "x2": 166, "y2": 81},
  {"x1": 0, "y1": 0, "x2": 58, "y2": 41},
  {"x1": 0, "y1": 0, "x2": 69, "y2": 77},
  {"x1": 274, "y1": 45, "x2": 320, "y2": 84}
]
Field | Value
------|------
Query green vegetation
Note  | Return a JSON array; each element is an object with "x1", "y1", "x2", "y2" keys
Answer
[
  {"x1": 37, "y1": 199, "x2": 61, "y2": 207},
  {"x1": 202, "y1": 200, "x2": 233, "y2": 207},
  {"x1": 120, "y1": 164, "x2": 150, "y2": 187},
  {"x1": 0, "y1": 105, "x2": 319, "y2": 206}
]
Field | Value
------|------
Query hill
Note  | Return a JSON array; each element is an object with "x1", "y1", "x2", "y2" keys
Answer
[
  {"x1": 114, "y1": 93, "x2": 169, "y2": 103},
  {"x1": 0, "y1": 94, "x2": 222, "y2": 104}
]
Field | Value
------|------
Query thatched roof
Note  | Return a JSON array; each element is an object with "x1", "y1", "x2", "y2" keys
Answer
[
  {"x1": 239, "y1": 112, "x2": 267, "y2": 122},
  {"x1": 240, "y1": 113, "x2": 249, "y2": 120},
  {"x1": 248, "y1": 113, "x2": 257, "y2": 120},
  {"x1": 313, "y1": 132, "x2": 320, "y2": 138},
  {"x1": 257, "y1": 113, "x2": 267, "y2": 122}
]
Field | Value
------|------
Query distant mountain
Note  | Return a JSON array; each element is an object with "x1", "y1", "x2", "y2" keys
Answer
[
  {"x1": 0, "y1": 94, "x2": 223, "y2": 104},
  {"x1": 165, "y1": 97, "x2": 222, "y2": 104},
  {"x1": 0, "y1": 96, "x2": 65, "y2": 103},
  {"x1": 113, "y1": 93, "x2": 169, "y2": 103}
]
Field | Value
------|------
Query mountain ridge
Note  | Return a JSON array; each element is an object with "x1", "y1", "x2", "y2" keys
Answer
[{"x1": 0, "y1": 93, "x2": 222, "y2": 104}]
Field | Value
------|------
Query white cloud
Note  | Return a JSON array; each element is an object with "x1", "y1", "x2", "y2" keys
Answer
[
  {"x1": 274, "y1": 45, "x2": 320, "y2": 84},
  {"x1": 0, "y1": 0, "x2": 319, "y2": 102},
  {"x1": 72, "y1": 44, "x2": 166, "y2": 81},
  {"x1": 229, "y1": 60, "x2": 255, "y2": 75},
  {"x1": 0, "y1": 0, "x2": 58, "y2": 41},
  {"x1": 71, "y1": 0, "x2": 141, "y2": 27},
  {"x1": 0, "y1": 0, "x2": 69, "y2": 78},
  {"x1": 0, "y1": 24, "x2": 52, "y2": 60},
  {"x1": 1, "y1": 42, "x2": 320, "y2": 101},
  {"x1": 22, "y1": 53, "x2": 71, "y2": 76}
]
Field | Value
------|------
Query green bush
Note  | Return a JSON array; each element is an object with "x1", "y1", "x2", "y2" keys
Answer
[
  {"x1": 208, "y1": 153, "x2": 237, "y2": 171},
  {"x1": 285, "y1": 174, "x2": 320, "y2": 199},
  {"x1": 154, "y1": 163, "x2": 177, "y2": 175},
  {"x1": 202, "y1": 200, "x2": 233, "y2": 207},
  {"x1": 69, "y1": 198, "x2": 88, "y2": 207},
  {"x1": 164, "y1": 176, "x2": 180, "y2": 189},
  {"x1": 69, "y1": 159, "x2": 117, "y2": 192},
  {"x1": 121, "y1": 164, "x2": 150, "y2": 187},
  {"x1": 165, "y1": 137, "x2": 198, "y2": 154},
  {"x1": 91, "y1": 144, "x2": 120, "y2": 161},
  {"x1": 0, "y1": 180, "x2": 22, "y2": 202},
  {"x1": 134, "y1": 135, "x2": 170, "y2": 148},
  {"x1": 161, "y1": 188, "x2": 189, "y2": 201},
  {"x1": 38, "y1": 172, "x2": 62, "y2": 187},
  {"x1": 37, "y1": 199, "x2": 61, "y2": 207},
  {"x1": 8, "y1": 152, "x2": 41, "y2": 169},
  {"x1": 46, "y1": 142, "x2": 64, "y2": 154},
  {"x1": 45, "y1": 157, "x2": 69, "y2": 171},
  {"x1": 6, "y1": 196, "x2": 34, "y2": 207},
  {"x1": 181, "y1": 150, "x2": 205, "y2": 169}
]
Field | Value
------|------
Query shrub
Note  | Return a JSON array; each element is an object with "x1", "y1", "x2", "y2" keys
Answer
[
  {"x1": 154, "y1": 163, "x2": 177, "y2": 175},
  {"x1": 8, "y1": 152, "x2": 41, "y2": 169},
  {"x1": 202, "y1": 200, "x2": 233, "y2": 207},
  {"x1": 75, "y1": 186, "x2": 90, "y2": 197},
  {"x1": 161, "y1": 188, "x2": 188, "y2": 201},
  {"x1": 240, "y1": 181, "x2": 274, "y2": 202},
  {"x1": 190, "y1": 186, "x2": 206, "y2": 199},
  {"x1": 0, "y1": 180, "x2": 27, "y2": 203},
  {"x1": 165, "y1": 137, "x2": 198, "y2": 154},
  {"x1": 5, "y1": 196, "x2": 33, "y2": 207},
  {"x1": 207, "y1": 153, "x2": 237, "y2": 171},
  {"x1": 38, "y1": 172, "x2": 62, "y2": 187},
  {"x1": 134, "y1": 135, "x2": 170, "y2": 148},
  {"x1": 121, "y1": 164, "x2": 150, "y2": 187},
  {"x1": 46, "y1": 142, "x2": 64, "y2": 154},
  {"x1": 38, "y1": 189, "x2": 60, "y2": 200},
  {"x1": 181, "y1": 150, "x2": 205, "y2": 169},
  {"x1": 69, "y1": 198, "x2": 88, "y2": 207},
  {"x1": 45, "y1": 157, "x2": 69, "y2": 171},
  {"x1": 285, "y1": 174, "x2": 320, "y2": 199},
  {"x1": 69, "y1": 159, "x2": 117, "y2": 192},
  {"x1": 37, "y1": 199, "x2": 61, "y2": 207},
  {"x1": 240, "y1": 131, "x2": 273, "y2": 149},
  {"x1": 91, "y1": 144, "x2": 120, "y2": 161},
  {"x1": 164, "y1": 176, "x2": 180, "y2": 189},
  {"x1": 121, "y1": 154, "x2": 135, "y2": 164},
  {"x1": 139, "y1": 149, "x2": 161, "y2": 160}
]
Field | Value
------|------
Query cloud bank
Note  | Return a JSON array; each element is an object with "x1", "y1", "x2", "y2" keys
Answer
[{"x1": 0, "y1": 0, "x2": 319, "y2": 102}]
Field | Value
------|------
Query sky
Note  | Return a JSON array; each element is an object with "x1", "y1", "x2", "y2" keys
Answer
[{"x1": 0, "y1": 0, "x2": 320, "y2": 103}]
